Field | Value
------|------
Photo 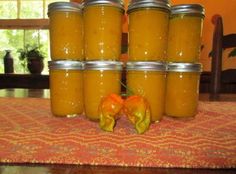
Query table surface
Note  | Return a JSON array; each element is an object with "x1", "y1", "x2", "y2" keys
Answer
[
  {"x1": 0, "y1": 88, "x2": 235, "y2": 174},
  {"x1": 1, "y1": 88, "x2": 236, "y2": 101}
]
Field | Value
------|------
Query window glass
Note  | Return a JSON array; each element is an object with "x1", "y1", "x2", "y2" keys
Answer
[
  {"x1": 0, "y1": 29, "x2": 49, "y2": 74},
  {"x1": 0, "y1": 0, "x2": 69, "y2": 74},
  {"x1": 20, "y1": 0, "x2": 43, "y2": 19},
  {"x1": 45, "y1": 0, "x2": 69, "y2": 19},
  {"x1": 0, "y1": 29, "x2": 24, "y2": 73},
  {"x1": 0, "y1": 1, "x2": 17, "y2": 19}
]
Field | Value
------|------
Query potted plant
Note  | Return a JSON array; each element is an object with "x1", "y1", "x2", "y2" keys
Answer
[{"x1": 18, "y1": 44, "x2": 45, "y2": 74}]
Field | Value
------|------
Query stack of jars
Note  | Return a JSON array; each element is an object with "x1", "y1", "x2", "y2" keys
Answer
[
  {"x1": 47, "y1": 0, "x2": 124, "y2": 120},
  {"x1": 165, "y1": 4, "x2": 205, "y2": 118},
  {"x1": 47, "y1": 0, "x2": 205, "y2": 121},
  {"x1": 82, "y1": 0, "x2": 124, "y2": 121},
  {"x1": 48, "y1": 2, "x2": 84, "y2": 118},
  {"x1": 126, "y1": 0, "x2": 205, "y2": 121},
  {"x1": 126, "y1": 0, "x2": 170, "y2": 122}
]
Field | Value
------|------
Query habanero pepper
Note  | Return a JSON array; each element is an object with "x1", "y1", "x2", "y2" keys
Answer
[
  {"x1": 123, "y1": 95, "x2": 151, "y2": 134},
  {"x1": 98, "y1": 94, "x2": 124, "y2": 132}
]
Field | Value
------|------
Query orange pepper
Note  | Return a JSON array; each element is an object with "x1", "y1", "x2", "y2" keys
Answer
[
  {"x1": 98, "y1": 94, "x2": 124, "y2": 132},
  {"x1": 123, "y1": 95, "x2": 151, "y2": 134}
]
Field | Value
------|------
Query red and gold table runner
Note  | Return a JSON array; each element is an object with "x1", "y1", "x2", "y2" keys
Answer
[{"x1": 0, "y1": 97, "x2": 235, "y2": 168}]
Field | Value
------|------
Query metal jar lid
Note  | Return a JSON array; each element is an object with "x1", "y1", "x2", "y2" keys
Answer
[
  {"x1": 84, "y1": 61, "x2": 123, "y2": 70},
  {"x1": 83, "y1": 0, "x2": 124, "y2": 12},
  {"x1": 167, "y1": 63, "x2": 202, "y2": 72},
  {"x1": 127, "y1": 0, "x2": 170, "y2": 14},
  {"x1": 171, "y1": 4, "x2": 205, "y2": 17},
  {"x1": 48, "y1": 2, "x2": 82, "y2": 15},
  {"x1": 126, "y1": 61, "x2": 166, "y2": 71},
  {"x1": 48, "y1": 60, "x2": 83, "y2": 70}
]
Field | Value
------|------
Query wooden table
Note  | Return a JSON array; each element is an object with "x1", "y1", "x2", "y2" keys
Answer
[
  {"x1": 1, "y1": 88, "x2": 236, "y2": 101},
  {"x1": 0, "y1": 88, "x2": 235, "y2": 174}
]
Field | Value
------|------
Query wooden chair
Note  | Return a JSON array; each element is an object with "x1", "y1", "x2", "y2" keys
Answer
[{"x1": 210, "y1": 15, "x2": 236, "y2": 100}]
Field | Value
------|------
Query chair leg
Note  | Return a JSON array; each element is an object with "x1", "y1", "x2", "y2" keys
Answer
[{"x1": 210, "y1": 16, "x2": 223, "y2": 101}]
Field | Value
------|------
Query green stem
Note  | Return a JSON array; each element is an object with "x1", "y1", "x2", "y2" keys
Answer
[{"x1": 119, "y1": 80, "x2": 134, "y2": 96}]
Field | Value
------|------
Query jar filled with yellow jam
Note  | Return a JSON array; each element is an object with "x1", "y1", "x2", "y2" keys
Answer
[
  {"x1": 83, "y1": 0, "x2": 124, "y2": 60},
  {"x1": 127, "y1": 0, "x2": 170, "y2": 61},
  {"x1": 126, "y1": 61, "x2": 166, "y2": 122},
  {"x1": 49, "y1": 61, "x2": 84, "y2": 117},
  {"x1": 48, "y1": 2, "x2": 83, "y2": 60},
  {"x1": 165, "y1": 63, "x2": 202, "y2": 118},
  {"x1": 83, "y1": 61, "x2": 123, "y2": 121},
  {"x1": 167, "y1": 4, "x2": 205, "y2": 63}
]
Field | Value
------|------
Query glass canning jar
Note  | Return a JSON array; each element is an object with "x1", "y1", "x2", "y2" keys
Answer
[
  {"x1": 126, "y1": 61, "x2": 167, "y2": 122},
  {"x1": 48, "y1": 2, "x2": 84, "y2": 60},
  {"x1": 49, "y1": 60, "x2": 84, "y2": 117},
  {"x1": 167, "y1": 4, "x2": 205, "y2": 63},
  {"x1": 128, "y1": 0, "x2": 170, "y2": 61},
  {"x1": 165, "y1": 63, "x2": 202, "y2": 118},
  {"x1": 83, "y1": 61, "x2": 123, "y2": 121},
  {"x1": 83, "y1": 0, "x2": 124, "y2": 60}
]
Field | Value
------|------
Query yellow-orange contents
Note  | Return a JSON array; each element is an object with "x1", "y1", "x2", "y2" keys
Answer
[
  {"x1": 165, "y1": 72, "x2": 200, "y2": 117},
  {"x1": 167, "y1": 15, "x2": 203, "y2": 62},
  {"x1": 49, "y1": 11, "x2": 83, "y2": 60},
  {"x1": 127, "y1": 71, "x2": 166, "y2": 122},
  {"x1": 83, "y1": 6, "x2": 123, "y2": 60},
  {"x1": 83, "y1": 70, "x2": 121, "y2": 120},
  {"x1": 50, "y1": 69, "x2": 84, "y2": 117},
  {"x1": 128, "y1": 8, "x2": 169, "y2": 61}
]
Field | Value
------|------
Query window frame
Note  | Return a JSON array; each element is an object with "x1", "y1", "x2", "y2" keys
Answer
[
  {"x1": 0, "y1": 0, "x2": 61, "y2": 29},
  {"x1": 0, "y1": 19, "x2": 49, "y2": 29}
]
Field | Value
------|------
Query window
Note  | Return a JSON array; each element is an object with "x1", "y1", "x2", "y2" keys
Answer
[{"x1": 0, "y1": 0, "x2": 69, "y2": 74}]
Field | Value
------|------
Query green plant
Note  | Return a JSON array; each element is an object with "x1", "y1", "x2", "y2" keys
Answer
[
  {"x1": 208, "y1": 47, "x2": 236, "y2": 58},
  {"x1": 17, "y1": 44, "x2": 45, "y2": 71},
  {"x1": 228, "y1": 48, "x2": 236, "y2": 58}
]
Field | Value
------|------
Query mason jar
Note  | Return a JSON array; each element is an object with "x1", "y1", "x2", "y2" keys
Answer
[
  {"x1": 83, "y1": 61, "x2": 123, "y2": 121},
  {"x1": 83, "y1": 0, "x2": 124, "y2": 60},
  {"x1": 127, "y1": 0, "x2": 170, "y2": 61},
  {"x1": 167, "y1": 4, "x2": 205, "y2": 63},
  {"x1": 49, "y1": 60, "x2": 84, "y2": 117},
  {"x1": 48, "y1": 2, "x2": 83, "y2": 60},
  {"x1": 126, "y1": 61, "x2": 166, "y2": 122},
  {"x1": 165, "y1": 63, "x2": 202, "y2": 118}
]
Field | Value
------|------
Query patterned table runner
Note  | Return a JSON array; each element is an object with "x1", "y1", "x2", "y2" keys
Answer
[{"x1": 0, "y1": 97, "x2": 235, "y2": 168}]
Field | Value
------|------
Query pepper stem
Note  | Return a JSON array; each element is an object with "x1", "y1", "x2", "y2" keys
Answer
[{"x1": 119, "y1": 80, "x2": 134, "y2": 97}]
